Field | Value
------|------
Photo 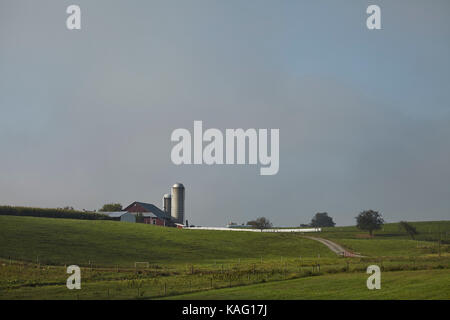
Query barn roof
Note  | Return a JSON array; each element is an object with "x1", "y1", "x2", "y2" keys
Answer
[
  {"x1": 101, "y1": 211, "x2": 129, "y2": 218},
  {"x1": 123, "y1": 202, "x2": 171, "y2": 220}
]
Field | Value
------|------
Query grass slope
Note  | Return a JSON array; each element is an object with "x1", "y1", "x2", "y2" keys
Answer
[
  {"x1": 1, "y1": 216, "x2": 449, "y2": 300},
  {"x1": 320, "y1": 221, "x2": 450, "y2": 257},
  {"x1": 162, "y1": 269, "x2": 450, "y2": 300},
  {"x1": 322, "y1": 221, "x2": 450, "y2": 241},
  {"x1": 0, "y1": 216, "x2": 333, "y2": 267}
]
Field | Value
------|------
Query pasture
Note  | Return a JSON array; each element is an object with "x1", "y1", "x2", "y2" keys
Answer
[{"x1": 0, "y1": 215, "x2": 449, "y2": 300}]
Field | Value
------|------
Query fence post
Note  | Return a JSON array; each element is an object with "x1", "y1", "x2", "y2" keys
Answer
[{"x1": 438, "y1": 231, "x2": 442, "y2": 257}]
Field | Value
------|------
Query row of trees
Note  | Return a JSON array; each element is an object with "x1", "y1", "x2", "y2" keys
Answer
[
  {"x1": 305, "y1": 210, "x2": 388, "y2": 237},
  {"x1": 0, "y1": 206, "x2": 113, "y2": 220},
  {"x1": 246, "y1": 210, "x2": 419, "y2": 238},
  {"x1": 302, "y1": 210, "x2": 384, "y2": 236},
  {"x1": 99, "y1": 203, "x2": 123, "y2": 212},
  {"x1": 0, "y1": 203, "x2": 125, "y2": 221}
]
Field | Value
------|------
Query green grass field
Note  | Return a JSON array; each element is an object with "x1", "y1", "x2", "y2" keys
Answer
[
  {"x1": 0, "y1": 215, "x2": 449, "y2": 300},
  {"x1": 321, "y1": 220, "x2": 450, "y2": 242},
  {"x1": 161, "y1": 269, "x2": 450, "y2": 300},
  {"x1": 320, "y1": 221, "x2": 450, "y2": 257},
  {"x1": 0, "y1": 215, "x2": 334, "y2": 266}
]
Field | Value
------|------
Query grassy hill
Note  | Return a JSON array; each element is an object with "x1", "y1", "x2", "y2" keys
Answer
[
  {"x1": 320, "y1": 221, "x2": 450, "y2": 257},
  {"x1": 0, "y1": 215, "x2": 334, "y2": 267},
  {"x1": 1, "y1": 215, "x2": 449, "y2": 300},
  {"x1": 322, "y1": 220, "x2": 450, "y2": 241},
  {"x1": 161, "y1": 269, "x2": 450, "y2": 300}
]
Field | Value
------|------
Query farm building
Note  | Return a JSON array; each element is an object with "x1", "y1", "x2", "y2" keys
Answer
[
  {"x1": 104, "y1": 183, "x2": 186, "y2": 227},
  {"x1": 102, "y1": 211, "x2": 136, "y2": 223},
  {"x1": 123, "y1": 201, "x2": 173, "y2": 226}
]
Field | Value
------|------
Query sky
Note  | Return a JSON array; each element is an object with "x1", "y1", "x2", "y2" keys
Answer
[{"x1": 1, "y1": 0, "x2": 449, "y2": 226}]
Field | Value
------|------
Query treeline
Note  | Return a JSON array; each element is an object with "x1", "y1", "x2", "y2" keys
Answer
[{"x1": 0, "y1": 206, "x2": 113, "y2": 220}]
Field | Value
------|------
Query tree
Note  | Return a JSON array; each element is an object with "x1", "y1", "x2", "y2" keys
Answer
[
  {"x1": 99, "y1": 203, "x2": 123, "y2": 212},
  {"x1": 310, "y1": 212, "x2": 336, "y2": 228},
  {"x1": 247, "y1": 217, "x2": 273, "y2": 231},
  {"x1": 399, "y1": 221, "x2": 419, "y2": 240},
  {"x1": 356, "y1": 210, "x2": 384, "y2": 237}
]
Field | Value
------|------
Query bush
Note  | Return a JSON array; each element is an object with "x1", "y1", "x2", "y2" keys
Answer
[
  {"x1": 356, "y1": 210, "x2": 384, "y2": 236},
  {"x1": 247, "y1": 217, "x2": 273, "y2": 230},
  {"x1": 99, "y1": 203, "x2": 123, "y2": 212},
  {"x1": 0, "y1": 206, "x2": 112, "y2": 220},
  {"x1": 310, "y1": 212, "x2": 336, "y2": 228}
]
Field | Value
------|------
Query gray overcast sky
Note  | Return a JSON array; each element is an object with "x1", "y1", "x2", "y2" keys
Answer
[{"x1": 1, "y1": 0, "x2": 449, "y2": 226}]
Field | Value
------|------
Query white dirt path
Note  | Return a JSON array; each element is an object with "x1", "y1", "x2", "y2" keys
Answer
[{"x1": 304, "y1": 236, "x2": 365, "y2": 258}]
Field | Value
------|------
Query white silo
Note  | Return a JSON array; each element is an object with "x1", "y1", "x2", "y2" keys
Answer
[
  {"x1": 171, "y1": 183, "x2": 185, "y2": 224},
  {"x1": 163, "y1": 193, "x2": 171, "y2": 215}
]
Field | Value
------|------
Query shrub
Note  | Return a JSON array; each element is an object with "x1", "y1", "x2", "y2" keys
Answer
[
  {"x1": 0, "y1": 206, "x2": 112, "y2": 220},
  {"x1": 356, "y1": 210, "x2": 384, "y2": 236}
]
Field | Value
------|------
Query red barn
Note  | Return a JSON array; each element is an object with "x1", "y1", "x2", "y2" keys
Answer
[{"x1": 123, "y1": 201, "x2": 172, "y2": 226}]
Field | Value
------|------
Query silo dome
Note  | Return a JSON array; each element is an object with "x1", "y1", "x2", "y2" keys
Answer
[{"x1": 172, "y1": 183, "x2": 184, "y2": 188}]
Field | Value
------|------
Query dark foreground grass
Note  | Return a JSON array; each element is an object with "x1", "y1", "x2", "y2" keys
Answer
[
  {"x1": 161, "y1": 269, "x2": 450, "y2": 300},
  {"x1": 1, "y1": 257, "x2": 448, "y2": 300}
]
